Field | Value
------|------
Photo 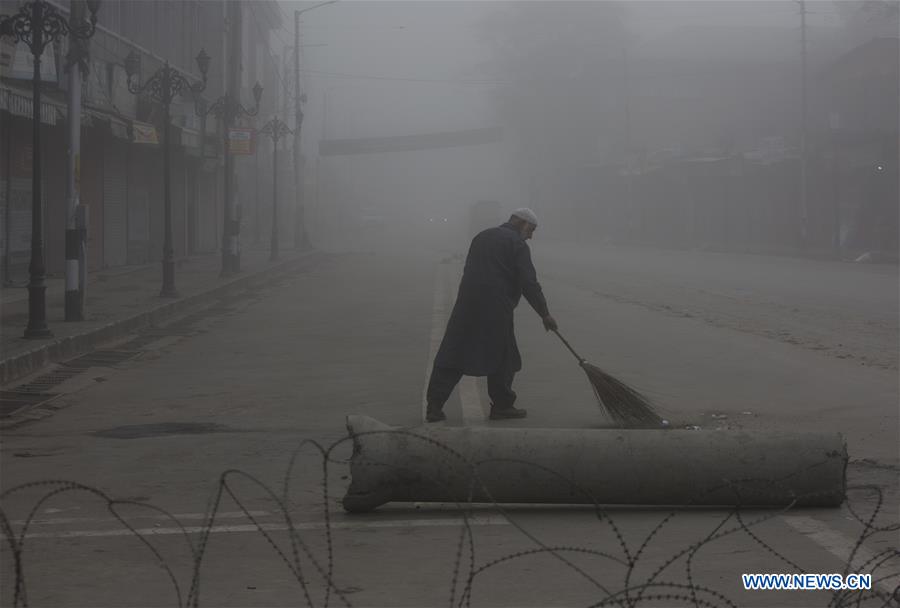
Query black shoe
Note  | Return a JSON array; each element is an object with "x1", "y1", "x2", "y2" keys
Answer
[
  {"x1": 489, "y1": 406, "x2": 527, "y2": 420},
  {"x1": 425, "y1": 404, "x2": 446, "y2": 423}
]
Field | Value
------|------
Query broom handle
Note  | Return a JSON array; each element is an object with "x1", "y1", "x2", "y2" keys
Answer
[{"x1": 552, "y1": 329, "x2": 586, "y2": 364}]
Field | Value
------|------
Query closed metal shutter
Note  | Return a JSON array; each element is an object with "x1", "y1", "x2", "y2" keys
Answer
[
  {"x1": 4, "y1": 120, "x2": 34, "y2": 281},
  {"x1": 6, "y1": 176, "x2": 31, "y2": 281},
  {"x1": 127, "y1": 146, "x2": 151, "y2": 265},
  {"x1": 185, "y1": 160, "x2": 199, "y2": 255},
  {"x1": 103, "y1": 140, "x2": 128, "y2": 267},
  {"x1": 171, "y1": 147, "x2": 186, "y2": 258},
  {"x1": 197, "y1": 165, "x2": 219, "y2": 253},
  {"x1": 81, "y1": 129, "x2": 104, "y2": 270}
]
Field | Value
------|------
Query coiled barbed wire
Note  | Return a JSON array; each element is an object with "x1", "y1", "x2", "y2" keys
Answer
[{"x1": 1, "y1": 429, "x2": 897, "y2": 608}]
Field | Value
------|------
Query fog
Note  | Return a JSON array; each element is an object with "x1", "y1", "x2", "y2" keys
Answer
[
  {"x1": 276, "y1": 0, "x2": 898, "y2": 255},
  {"x1": 1, "y1": 2, "x2": 898, "y2": 601}
]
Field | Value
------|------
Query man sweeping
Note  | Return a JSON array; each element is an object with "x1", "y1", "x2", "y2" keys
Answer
[{"x1": 425, "y1": 208, "x2": 558, "y2": 422}]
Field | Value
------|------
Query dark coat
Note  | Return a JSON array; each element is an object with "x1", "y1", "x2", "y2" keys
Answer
[{"x1": 434, "y1": 222, "x2": 550, "y2": 376}]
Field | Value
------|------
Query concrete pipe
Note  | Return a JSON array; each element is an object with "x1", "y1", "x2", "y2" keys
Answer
[{"x1": 341, "y1": 416, "x2": 846, "y2": 513}]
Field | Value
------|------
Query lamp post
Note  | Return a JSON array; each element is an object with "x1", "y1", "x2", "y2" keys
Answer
[
  {"x1": 1, "y1": 0, "x2": 100, "y2": 338},
  {"x1": 195, "y1": 83, "x2": 263, "y2": 276},
  {"x1": 124, "y1": 49, "x2": 209, "y2": 297},
  {"x1": 292, "y1": 93, "x2": 307, "y2": 250},
  {"x1": 259, "y1": 116, "x2": 294, "y2": 261}
]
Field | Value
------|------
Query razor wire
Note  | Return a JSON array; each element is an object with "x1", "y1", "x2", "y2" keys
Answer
[{"x1": 0, "y1": 428, "x2": 897, "y2": 608}]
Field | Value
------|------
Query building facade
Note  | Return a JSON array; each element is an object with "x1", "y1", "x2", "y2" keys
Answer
[{"x1": 0, "y1": 0, "x2": 283, "y2": 282}]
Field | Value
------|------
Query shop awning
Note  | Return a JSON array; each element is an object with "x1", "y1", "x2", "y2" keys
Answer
[
  {"x1": 0, "y1": 83, "x2": 63, "y2": 125},
  {"x1": 84, "y1": 109, "x2": 130, "y2": 139}
]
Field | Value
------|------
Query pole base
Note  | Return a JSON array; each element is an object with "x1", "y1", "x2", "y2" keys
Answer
[
  {"x1": 160, "y1": 259, "x2": 178, "y2": 298},
  {"x1": 24, "y1": 284, "x2": 52, "y2": 338},
  {"x1": 64, "y1": 290, "x2": 84, "y2": 322},
  {"x1": 295, "y1": 231, "x2": 312, "y2": 251},
  {"x1": 220, "y1": 251, "x2": 235, "y2": 278},
  {"x1": 24, "y1": 326, "x2": 53, "y2": 339}
]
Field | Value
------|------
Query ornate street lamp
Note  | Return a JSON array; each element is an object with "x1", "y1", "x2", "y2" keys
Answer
[
  {"x1": 195, "y1": 83, "x2": 263, "y2": 276},
  {"x1": 1, "y1": 0, "x2": 100, "y2": 338},
  {"x1": 259, "y1": 116, "x2": 294, "y2": 261},
  {"x1": 124, "y1": 49, "x2": 209, "y2": 297}
]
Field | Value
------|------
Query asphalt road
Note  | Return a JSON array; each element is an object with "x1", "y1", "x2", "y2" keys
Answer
[{"x1": 1, "y1": 241, "x2": 897, "y2": 607}]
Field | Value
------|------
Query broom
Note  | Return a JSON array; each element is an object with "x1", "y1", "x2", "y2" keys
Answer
[{"x1": 552, "y1": 329, "x2": 663, "y2": 427}]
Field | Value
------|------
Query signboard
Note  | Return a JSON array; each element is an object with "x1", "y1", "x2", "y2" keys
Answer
[
  {"x1": 228, "y1": 128, "x2": 255, "y2": 155},
  {"x1": 318, "y1": 127, "x2": 502, "y2": 157},
  {"x1": 132, "y1": 122, "x2": 159, "y2": 145}
]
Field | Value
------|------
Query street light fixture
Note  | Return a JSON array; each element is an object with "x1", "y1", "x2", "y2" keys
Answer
[
  {"x1": 124, "y1": 49, "x2": 209, "y2": 297},
  {"x1": 195, "y1": 83, "x2": 264, "y2": 276},
  {"x1": 0, "y1": 0, "x2": 100, "y2": 338},
  {"x1": 259, "y1": 116, "x2": 295, "y2": 261}
]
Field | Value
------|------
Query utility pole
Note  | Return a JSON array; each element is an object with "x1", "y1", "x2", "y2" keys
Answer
[
  {"x1": 254, "y1": 127, "x2": 260, "y2": 244},
  {"x1": 290, "y1": 1, "x2": 336, "y2": 250},
  {"x1": 226, "y1": 0, "x2": 243, "y2": 273},
  {"x1": 195, "y1": 0, "x2": 260, "y2": 275},
  {"x1": 293, "y1": 10, "x2": 311, "y2": 250},
  {"x1": 798, "y1": 0, "x2": 809, "y2": 249},
  {"x1": 260, "y1": 116, "x2": 293, "y2": 261},
  {"x1": 65, "y1": 0, "x2": 87, "y2": 321},
  {"x1": 622, "y1": 44, "x2": 635, "y2": 241},
  {"x1": 281, "y1": 49, "x2": 291, "y2": 250},
  {"x1": 829, "y1": 112, "x2": 841, "y2": 259}
]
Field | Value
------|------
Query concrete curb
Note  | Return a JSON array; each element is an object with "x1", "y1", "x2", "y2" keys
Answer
[{"x1": 1, "y1": 252, "x2": 319, "y2": 386}]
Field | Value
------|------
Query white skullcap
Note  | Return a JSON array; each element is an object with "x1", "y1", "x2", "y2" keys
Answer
[{"x1": 511, "y1": 207, "x2": 538, "y2": 226}]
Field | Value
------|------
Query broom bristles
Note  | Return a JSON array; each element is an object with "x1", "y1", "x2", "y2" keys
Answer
[{"x1": 580, "y1": 361, "x2": 663, "y2": 427}]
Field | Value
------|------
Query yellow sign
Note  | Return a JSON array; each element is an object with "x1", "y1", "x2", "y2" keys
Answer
[
  {"x1": 132, "y1": 122, "x2": 159, "y2": 145},
  {"x1": 228, "y1": 128, "x2": 255, "y2": 155}
]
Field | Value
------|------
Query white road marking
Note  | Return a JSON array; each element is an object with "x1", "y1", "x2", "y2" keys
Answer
[
  {"x1": 422, "y1": 260, "x2": 486, "y2": 426},
  {"x1": 422, "y1": 263, "x2": 448, "y2": 423},
  {"x1": 3, "y1": 516, "x2": 511, "y2": 540},
  {"x1": 9, "y1": 510, "x2": 272, "y2": 526},
  {"x1": 782, "y1": 515, "x2": 900, "y2": 594},
  {"x1": 459, "y1": 376, "x2": 486, "y2": 425}
]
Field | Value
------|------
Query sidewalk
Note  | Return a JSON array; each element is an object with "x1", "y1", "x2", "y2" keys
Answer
[{"x1": 0, "y1": 247, "x2": 315, "y2": 385}]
